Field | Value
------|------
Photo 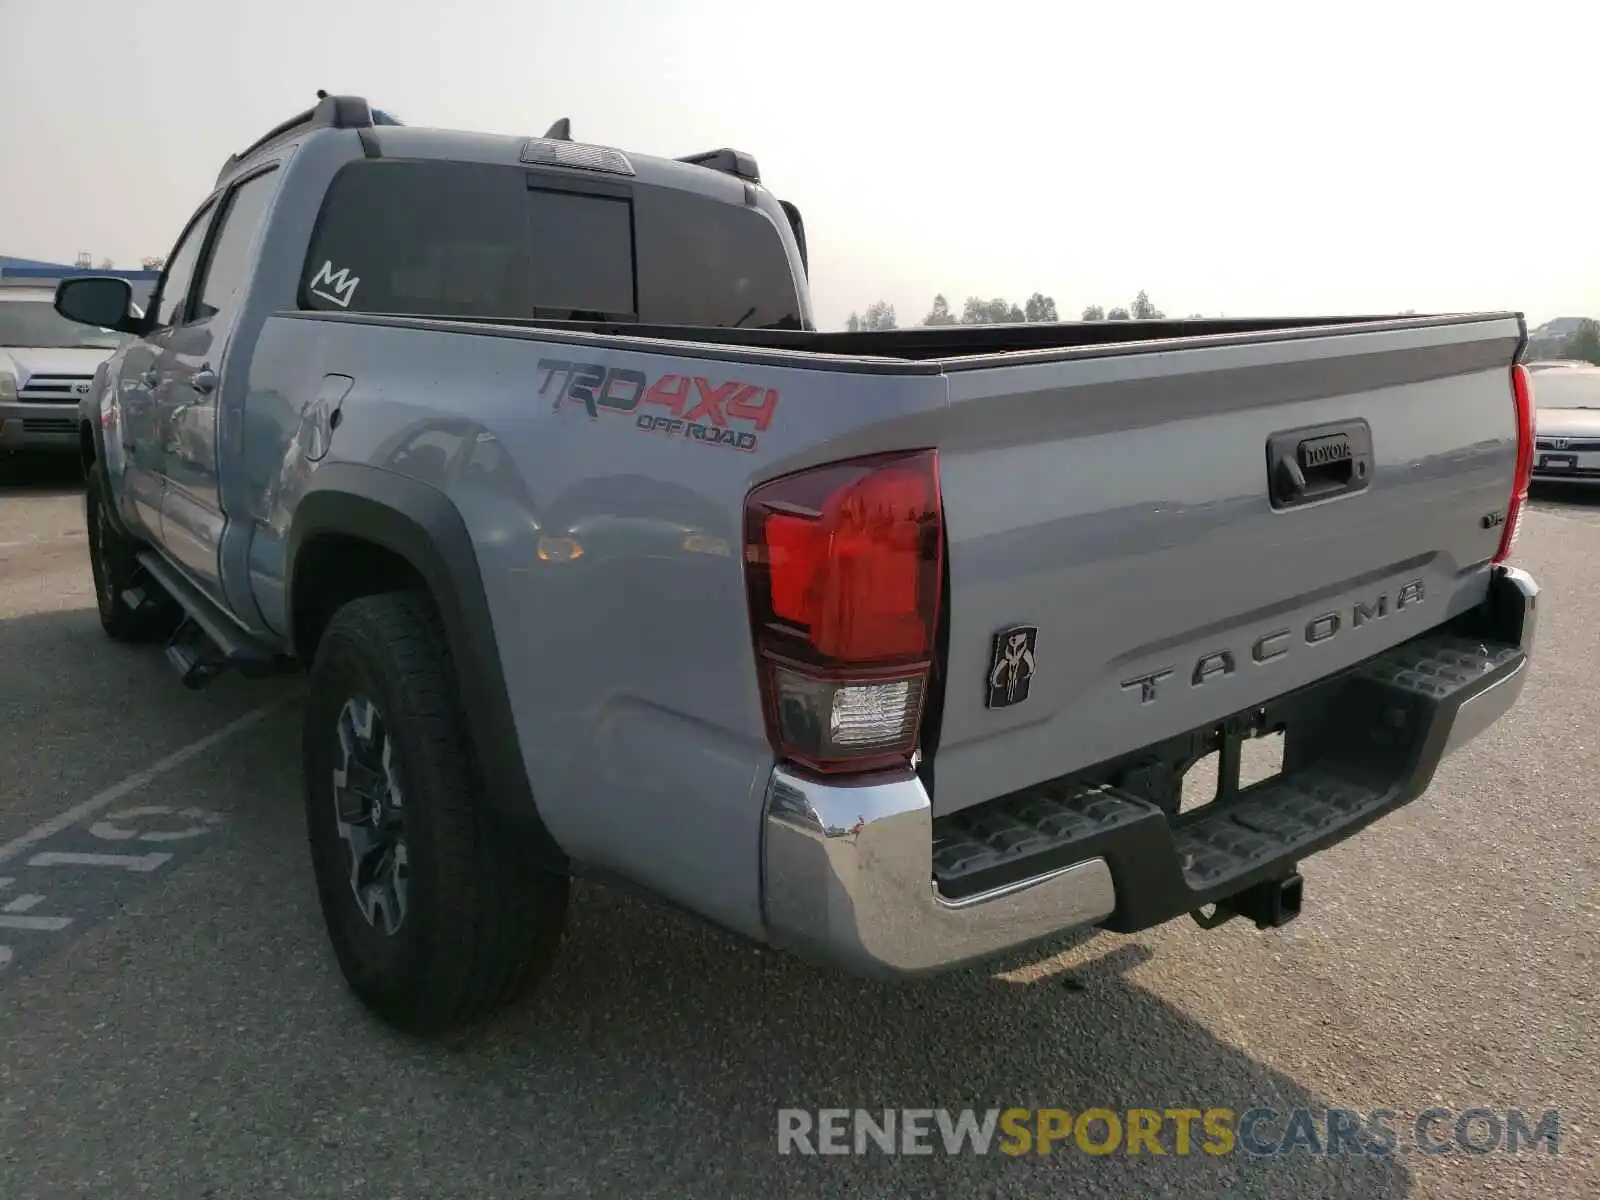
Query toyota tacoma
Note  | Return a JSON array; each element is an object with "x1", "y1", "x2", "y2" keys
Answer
[{"x1": 53, "y1": 94, "x2": 1540, "y2": 1033}]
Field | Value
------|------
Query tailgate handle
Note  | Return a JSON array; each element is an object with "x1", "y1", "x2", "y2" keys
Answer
[{"x1": 1267, "y1": 420, "x2": 1373, "y2": 510}]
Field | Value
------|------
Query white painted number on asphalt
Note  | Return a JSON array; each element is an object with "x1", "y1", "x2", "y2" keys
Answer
[
  {"x1": 89, "y1": 805, "x2": 224, "y2": 844},
  {"x1": 0, "y1": 876, "x2": 72, "y2": 937},
  {"x1": 28, "y1": 851, "x2": 175, "y2": 873},
  {"x1": 0, "y1": 704, "x2": 279, "y2": 982}
]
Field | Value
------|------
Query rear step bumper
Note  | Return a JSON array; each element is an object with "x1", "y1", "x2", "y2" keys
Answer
[{"x1": 760, "y1": 565, "x2": 1537, "y2": 978}]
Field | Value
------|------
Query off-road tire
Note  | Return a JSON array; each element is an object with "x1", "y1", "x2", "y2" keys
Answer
[
  {"x1": 84, "y1": 472, "x2": 179, "y2": 642},
  {"x1": 304, "y1": 590, "x2": 569, "y2": 1034}
]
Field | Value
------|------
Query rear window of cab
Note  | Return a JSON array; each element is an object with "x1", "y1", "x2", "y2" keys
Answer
[{"x1": 299, "y1": 159, "x2": 803, "y2": 330}]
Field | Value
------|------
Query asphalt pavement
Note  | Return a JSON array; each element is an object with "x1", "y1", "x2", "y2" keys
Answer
[{"x1": 1, "y1": 453, "x2": 1595, "y2": 1199}]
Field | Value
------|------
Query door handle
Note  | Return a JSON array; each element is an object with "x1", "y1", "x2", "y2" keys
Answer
[
  {"x1": 191, "y1": 367, "x2": 217, "y2": 395},
  {"x1": 1266, "y1": 421, "x2": 1373, "y2": 510}
]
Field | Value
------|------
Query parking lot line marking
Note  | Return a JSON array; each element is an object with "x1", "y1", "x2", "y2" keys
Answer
[
  {"x1": 0, "y1": 914, "x2": 72, "y2": 932},
  {"x1": 27, "y1": 851, "x2": 173, "y2": 873},
  {"x1": 0, "y1": 702, "x2": 283, "y2": 867},
  {"x1": 2, "y1": 894, "x2": 45, "y2": 913}
]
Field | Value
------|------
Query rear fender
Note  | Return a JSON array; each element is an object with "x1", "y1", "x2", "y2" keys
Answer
[{"x1": 285, "y1": 462, "x2": 566, "y2": 868}]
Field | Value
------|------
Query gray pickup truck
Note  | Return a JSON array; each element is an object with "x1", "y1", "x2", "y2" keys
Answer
[{"x1": 54, "y1": 94, "x2": 1540, "y2": 1034}]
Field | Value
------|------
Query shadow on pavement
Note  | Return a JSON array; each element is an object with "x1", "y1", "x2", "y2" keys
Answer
[
  {"x1": 0, "y1": 452, "x2": 84, "y2": 497},
  {"x1": 425, "y1": 886, "x2": 1419, "y2": 1195},
  {"x1": 0, "y1": 619, "x2": 1418, "y2": 1197},
  {"x1": 1530, "y1": 480, "x2": 1600, "y2": 509}
]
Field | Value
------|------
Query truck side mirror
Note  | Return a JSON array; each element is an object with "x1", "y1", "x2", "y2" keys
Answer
[{"x1": 55, "y1": 277, "x2": 142, "y2": 334}]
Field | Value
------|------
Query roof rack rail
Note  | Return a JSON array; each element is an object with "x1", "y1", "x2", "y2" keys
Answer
[
  {"x1": 676, "y1": 147, "x2": 761, "y2": 184},
  {"x1": 215, "y1": 91, "x2": 385, "y2": 184}
]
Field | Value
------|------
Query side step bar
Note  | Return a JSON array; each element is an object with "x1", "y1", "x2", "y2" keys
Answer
[{"x1": 134, "y1": 551, "x2": 291, "y2": 690}]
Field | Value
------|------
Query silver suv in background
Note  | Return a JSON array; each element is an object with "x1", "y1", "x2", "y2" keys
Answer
[
  {"x1": 1530, "y1": 364, "x2": 1600, "y2": 485},
  {"x1": 0, "y1": 281, "x2": 131, "y2": 456}
]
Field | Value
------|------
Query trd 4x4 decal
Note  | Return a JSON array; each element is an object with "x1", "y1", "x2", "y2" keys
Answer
[{"x1": 538, "y1": 359, "x2": 779, "y2": 453}]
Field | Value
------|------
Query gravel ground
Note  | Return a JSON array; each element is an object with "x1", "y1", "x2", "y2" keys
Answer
[{"x1": 1, "y1": 454, "x2": 1595, "y2": 1199}]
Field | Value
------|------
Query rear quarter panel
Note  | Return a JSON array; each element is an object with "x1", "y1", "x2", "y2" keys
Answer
[{"x1": 246, "y1": 316, "x2": 947, "y2": 937}]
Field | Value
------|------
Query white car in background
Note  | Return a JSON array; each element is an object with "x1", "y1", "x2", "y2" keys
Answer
[
  {"x1": 0, "y1": 283, "x2": 131, "y2": 457},
  {"x1": 1530, "y1": 363, "x2": 1600, "y2": 485}
]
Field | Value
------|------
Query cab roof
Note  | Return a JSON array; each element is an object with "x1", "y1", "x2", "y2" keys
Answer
[{"x1": 219, "y1": 92, "x2": 764, "y2": 207}]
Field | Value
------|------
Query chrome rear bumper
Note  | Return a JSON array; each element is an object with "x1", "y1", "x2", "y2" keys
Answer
[
  {"x1": 759, "y1": 565, "x2": 1537, "y2": 979},
  {"x1": 761, "y1": 769, "x2": 1115, "y2": 978}
]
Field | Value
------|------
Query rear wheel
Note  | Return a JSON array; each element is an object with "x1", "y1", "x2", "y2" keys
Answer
[
  {"x1": 84, "y1": 472, "x2": 178, "y2": 642},
  {"x1": 304, "y1": 591, "x2": 569, "y2": 1034}
]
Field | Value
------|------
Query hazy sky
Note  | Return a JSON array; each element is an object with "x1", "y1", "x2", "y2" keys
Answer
[{"x1": 3, "y1": 0, "x2": 1595, "y2": 329}]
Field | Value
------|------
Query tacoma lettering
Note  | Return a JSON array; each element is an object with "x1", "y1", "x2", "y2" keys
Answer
[
  {"x1": 1125, "y1": 579, "x2": 1427, "y2": 703},
  {"x1": 1120, "y1": 668, "x2": 1175, "y2": 705}
]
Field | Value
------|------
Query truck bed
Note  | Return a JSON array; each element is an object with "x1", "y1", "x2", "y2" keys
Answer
[{"x1": 249, "y1": 306, "x2": 1525, "y2": 925}]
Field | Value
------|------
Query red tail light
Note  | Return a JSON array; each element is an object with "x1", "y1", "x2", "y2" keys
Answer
[
  {"x1": 743, "y1": 450, "x2": 943, "y2": 774},
  {"x1": 1495, "y1": 363, "x2": 1536, "y2": 563}
]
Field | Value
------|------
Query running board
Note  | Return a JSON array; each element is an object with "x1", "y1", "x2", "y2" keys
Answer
[{"x1": 134, "y1": 552, "x2": 289, "y2": 690}]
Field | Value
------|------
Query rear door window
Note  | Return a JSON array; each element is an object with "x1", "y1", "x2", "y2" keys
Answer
[
  {"x1": 154, "y1": 200, "x2": 219, "y2": 329},
  {"x1": 301, "y1": 159, "x2": 801, "y2": 329},
  {"x1": 194, "y1": 168, "x2": 279, "y2": 322}
]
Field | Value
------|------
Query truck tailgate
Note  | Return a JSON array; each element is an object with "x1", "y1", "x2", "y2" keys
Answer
[{"x1": 931, "y1": 315, "x2": 1524, "y2": 815}]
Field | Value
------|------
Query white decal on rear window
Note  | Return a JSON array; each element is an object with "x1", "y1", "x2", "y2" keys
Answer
[{"x1": 308, "y1": 260, "x2": 360, "y2": 309}]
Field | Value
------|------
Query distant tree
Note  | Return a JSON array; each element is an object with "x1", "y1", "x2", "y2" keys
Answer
[
  {"x1": 1130, "y1": 290, "x2": 1165, "y2": 320},
  {"x1": 140, "y1": 256, "x2": 166, "y2": 270},
  {"x1": 847, "y1": 301, "x2": 897, "y2": 331},
  {"x1": 1080, "y1": 292, "x2": 1167, "y2": 320},
  {"x1": 1024, "y1": 292, "x2": 1059, "y2": 323},
  {"x1": 96, "y1": 257, "x2": 115, "y2": 270},
  {"x1": 1564, "y1": 319, "x2": 1600, "y2": 365},
  {"x1": 923, "y1": 294, "x2": 957, "y2": 326},
  {"x1": 861, "y1": 300, "x2": 897, "y2": 330},
  {"x1": 962, "y1": 297, "x2": 1024, "y2": 324}
]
